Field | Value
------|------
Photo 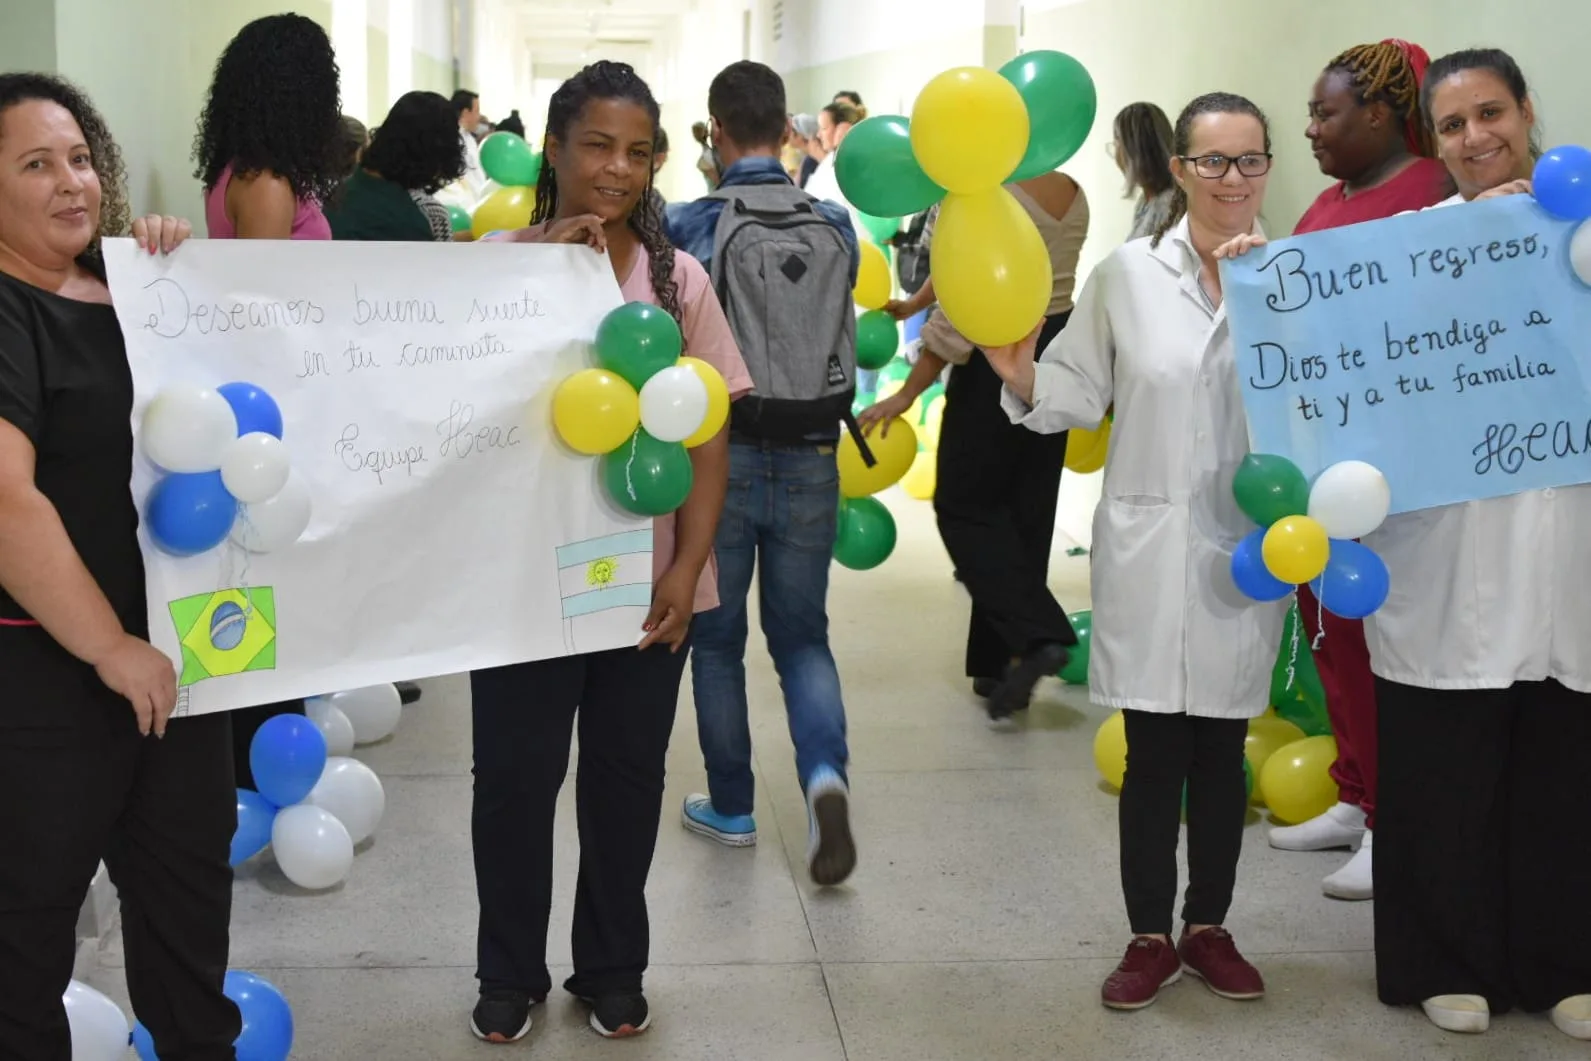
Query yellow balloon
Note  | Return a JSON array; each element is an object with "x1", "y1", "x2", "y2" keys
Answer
[
  {"x1": 910, "y1": 67, "x2": 1030, "y2": 194},
  {"x1": 1093, "y1": 711, "x2": 1128, "y2": 790},
  {"x1": 1262, "y1": 515, "x2": 1330, "y2": 584},
  {"x1": 901, "y1": 448, "x2": 936, "y2": 500},
  {"x1": 678, "y1": 356, "x2": 730, "y2": 448},
  {"x1": 1258, "y1": 736, "x2": 1339, "y2": 824},
  {"x1": 1064, "y1": 420, "x2": 1110, "y2": 473},
  {"x1": 854, "y1": 240, "x2": 892, "y2": 310},
  {"x1": 1244, "y1": 715, "x2": 1307, "y2": 805},
  {"x1": 931, "y1": 188, "x2": 1050, "y2": 347},
  {"x1": 922, "y1": 395, "x2": 945, "y2": 450},
  {"x1": 552, "y1": 369, "x2": 639, "y2": 455},
  {"x1": 471, "y1": 185, "x2": 534, "y2": 239},
  {"x1": 838, "y1": 418, "x2": 917, "y2": 497}
]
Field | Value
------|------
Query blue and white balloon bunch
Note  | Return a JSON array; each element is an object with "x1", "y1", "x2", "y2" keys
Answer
[{"x1": 140, "y1": 381, "x2": 311, "y2": 556}]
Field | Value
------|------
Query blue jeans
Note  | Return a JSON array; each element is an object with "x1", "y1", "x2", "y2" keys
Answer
[{"x1": 689, "y1": 442, "x2": 849, "y2": 817}]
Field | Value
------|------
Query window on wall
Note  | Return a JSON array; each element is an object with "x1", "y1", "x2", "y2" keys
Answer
[{"x1": 333, "y1": 0, "x2": 370, "y2": 122}]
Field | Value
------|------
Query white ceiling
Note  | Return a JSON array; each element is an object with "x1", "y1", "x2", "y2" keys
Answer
[{"x1": 505, "y1": 0, "x2": 696, "y2": 71}]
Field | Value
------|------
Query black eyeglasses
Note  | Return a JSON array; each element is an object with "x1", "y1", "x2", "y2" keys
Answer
[{"x1": 1179, "y1": 153, "x2": 1273, "y2": 178}]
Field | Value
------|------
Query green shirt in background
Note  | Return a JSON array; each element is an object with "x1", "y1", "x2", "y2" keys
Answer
[{"x1": 325, "y1": 169, "x2": 434, "y2": 242}]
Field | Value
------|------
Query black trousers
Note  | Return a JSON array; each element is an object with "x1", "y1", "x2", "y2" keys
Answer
[
  {"x1": 934, "y1": 311, "x2": 1076, "y2": 680},
  {"x1": 471, "y1": 638, "x2": 690, "y2": 999},
  {"x1": 1119, "y1": 710, "x2": 1249, "y2": 935},
  {"x1": 231, "y1": 699, "x2": 305, "y2": 791},
  {"x1": 1375, "y1": 676, "x2": 1591, "y2": 1011},
  {"x1": 0, "y1": 628, "x2": 239, "y2": 1061}
]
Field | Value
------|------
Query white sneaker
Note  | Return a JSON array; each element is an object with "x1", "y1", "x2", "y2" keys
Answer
[
  {"x1": 1552, "y1": 995, "x2": 1591, "y2": 1040},
  {"x1": 1322, "y1": 831, "x2": 1373, "y2": 900},
  {"x1": 1422, "y1": 994, "x2": 1489, "y2": 1034},
  {"x1": 1268, "y1": 801, "x2": 1366, "y2": 852}
]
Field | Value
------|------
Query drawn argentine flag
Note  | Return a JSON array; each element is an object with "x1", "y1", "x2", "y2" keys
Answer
[{"x1": 556, "y1": 528, "x2": 655, "y2": 653}]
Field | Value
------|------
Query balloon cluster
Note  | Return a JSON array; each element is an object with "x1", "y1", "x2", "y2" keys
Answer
[
  {"x1": 231, "y1": 685, "x2": 402, "y2": 890},
  {"x1": 465, "y1": 131, "x2": 543, "y2": 239},
  {"x1": 553, "y1": 302, "x2": 729, "y2": 516},
  {"x1": 832, "y1": 414, "x2": 917, "y2": 571},
  {"x1": 834, "y1": 51, "x2": 1096, "y2": 347},
  {"x1": 1229, "y1": 455, "x2": 1392, "y2": 620},
  {"x1": 853, "y1": 240, "x2": 899, "y2": 371},
  {"x1": 141, "y1": 382, "x2": 311, "y2": 557},
  {"x1": 1531, "y1": 144, "x2": 1591, "y2": 285}
]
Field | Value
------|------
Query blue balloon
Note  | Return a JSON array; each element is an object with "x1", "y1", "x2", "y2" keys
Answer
[
  {"x1": 133, "y1": 970, "x2": 293, "y2": 1061},
  {"x1": 1533, "y1": 145, "x2": 1591, "y2": 221},
  {"x1": 232, "y1": 789, "x2": 277, "y2": 867},
  {"x1": 1230, "y1": 528, "x2": 1293, "y2": 601},
  {"x1": 1310, "y1": 539, "x2": 1391, "y2": 619},
  {"x1": 218, "y1": 381, "x2": 284, "y2": 439},
  {"x1": 249, "y1": 715, "x2": 327, "y2": 808},
  {"x1": 146, "y1": 472, "x2": 237, "y2": 556}
]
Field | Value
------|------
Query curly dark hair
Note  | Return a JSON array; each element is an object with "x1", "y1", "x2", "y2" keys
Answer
[
  {"x1": 532, "y1": 61, "x2": 682, "y2": 333},
  {"x1": 192, "y1": 13, "x2": 343, "y2": 204},
  {"x1": 0, "y1": 72, "x2": 129, "y2": 270},
  {"x1": 362, "y1": 91, "x2": 466, "y2": 194}
]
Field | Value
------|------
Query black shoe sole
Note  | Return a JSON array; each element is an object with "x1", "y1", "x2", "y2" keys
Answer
[
  {"x1": 397, "y1": 681, "x2": 422, "y2": 705},
  {"x1": 989, "y1": 645, "x2": 1069, "y2": 719},
  {"x1": 809, "y1": 791, "x2": 857, "y2": 887}
]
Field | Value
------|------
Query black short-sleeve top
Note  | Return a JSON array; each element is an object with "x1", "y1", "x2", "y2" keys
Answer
[{"x1": 0, "y1": 269, "x2": 146, "y2": 636}]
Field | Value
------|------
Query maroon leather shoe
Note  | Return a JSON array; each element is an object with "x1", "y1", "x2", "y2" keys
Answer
[
  {"x1": 1102, "y1": 937, "x2": 1183, "y2": 1010},
  {"x1": 1178, "y1": 927, "x2": 1265, "y2": 1000}
]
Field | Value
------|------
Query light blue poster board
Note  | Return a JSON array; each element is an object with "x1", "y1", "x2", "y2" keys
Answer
[{"x1": 1222, "y1": 195, "x2": 1591, "y2": 514}]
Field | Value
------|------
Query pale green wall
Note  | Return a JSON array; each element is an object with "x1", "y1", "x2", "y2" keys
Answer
[
  {"x1": 414, "y1": 52, "x2": 454, "y2": 96},
  {"x1": 368, "y1": 25, "x2": 390, "y2": 123},
  {"x1": 0, "y1": 0, "x2": 57, "y2": 73},
  {"x1": 784, "y1": 34, "x2": 984, "y2": 116}
]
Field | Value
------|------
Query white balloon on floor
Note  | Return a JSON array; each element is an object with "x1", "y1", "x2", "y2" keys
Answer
[
  {"x1": 63, "y1": 979, "x2": 129, "y2": 1061},
  {"x1": 271, "y1": 804, "x2": 354, "y2": 890},
  {"x1": 324, "y1": 684, "x2": 403, "y2": 745},
  {"x1": 306, "y1": 757, "x2": 386, "y2": 845},
  {"x1": 304, "y1": 698, "x2": 356, "y2": 757}
]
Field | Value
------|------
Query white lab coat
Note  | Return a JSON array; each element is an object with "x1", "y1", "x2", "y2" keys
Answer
[
  {"x1": 1363, "y1": 194, "x2": 1591, "y2": 693},
  {"x1": 1002, "y1": 216, "x2": 1284, "y2": 718}
]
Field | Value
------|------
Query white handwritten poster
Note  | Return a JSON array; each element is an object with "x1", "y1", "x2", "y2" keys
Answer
[{"x1": 104, "y1": 238, "x2": 653, "y2": 716}]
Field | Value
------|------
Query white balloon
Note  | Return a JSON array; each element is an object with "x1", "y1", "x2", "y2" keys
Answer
[
  {"x1": 1572, "y1": 219, "x2": 1591, "y2": 286},
  {"x1": 1307, "y1": 460, "x2": 1392, "y2": 539},
  {"x1": 306, "y1": 756, "x2": 386, "y2": 844},
  {"x1": 271, "y1": 804, "x2": 354, "y2": 889},
  {"x1": 231, "y1": 471, "x2": 312, "y2": 553},
  {"x1": 141, "y1": 385, "x2": 238, "y2": 473},
  {"x1": 326, "y1": 684, "x2": 403, "y2": 745},
  {"x1": 220, "y1": 432, "x2": 291, "y2": 503},
  {"x1": 63, "y1": 979, "x2": 129, "y2": 1061},
  {"x1": 638, "y1": 365, "x2": 709, "y2": 443},
  {"x1": 305, "y1": 698, "x2": 356, "y2": 757}
]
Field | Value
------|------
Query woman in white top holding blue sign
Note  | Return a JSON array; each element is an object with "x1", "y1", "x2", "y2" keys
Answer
[
  {"x1": 1219, "y1": 46, "x2": 1591, "y2": 1041},
  {"x1": 983, "y1": 92, "x2": 1283, "y2": 1012}
]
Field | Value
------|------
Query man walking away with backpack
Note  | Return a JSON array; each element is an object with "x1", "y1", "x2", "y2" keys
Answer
[{"x1": 664, "y1": 61, "x2": 861, "y2": 887}]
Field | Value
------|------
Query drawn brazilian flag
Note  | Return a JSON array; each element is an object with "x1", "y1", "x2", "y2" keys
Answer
[{"x1": 167, "y1": 588, "x2": 278, "y2": 687}]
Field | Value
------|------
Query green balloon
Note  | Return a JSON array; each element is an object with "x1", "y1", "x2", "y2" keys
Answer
[
  {"x1": 917, "y1": 381, "x2": 945, "y2": 422},
  {"x1": 1000, "y1": 50, "x2": 1098, "y2": 180},
  {"x1": 1269, "y1": 601, "x2": 1330, "y2": 733},
  {"x1": 835, "y1": 115, "x2": 946, "y2": 219},
  {"x1": 479, "y1": 132, "x2": 540, "y2": 186},
  {"x1": 833, "y1": 496, "x2": 897, "y2": 570},
  {"x1": 860, "y1": 212, "x2": 900, "y2": 245},
  {"x1": 1232, "y1": 453, "x2": 1310, "y2": 527},
  {"x1": 879, "y1": 358, "x2": 912, "y2": 388},
  {"x1": 1058, "y1": 609, "x2": 1092, "y2": 684},
  {"x1": 856, "y1": 311, "x2": 899, "y2": 370},
  {"x1": 595, "y1": 302, "x2": 682, "y2": 388},
  {"x1": 446, "y1": 203, "x2": 471, "y2": 233},
  {"x1": 602, "y1": 429, "x2": 693, "y2": 517}
]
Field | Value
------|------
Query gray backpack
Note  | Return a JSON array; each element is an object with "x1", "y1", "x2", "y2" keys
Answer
[{"x1": 706, "y1": 183, "x2": 858, "y2": 443}]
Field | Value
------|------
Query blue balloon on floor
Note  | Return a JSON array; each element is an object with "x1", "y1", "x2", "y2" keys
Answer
[
  {"x1": 146, "y1": 471, "x2": 237, "y2": 556},
  {"x1": 232, "y1": 789, "x2": 277, "y2": 866},
  {"x1": 132, "y1": 970, "x2": 293, "y2": 1061},
  {"x1": 1310, "y1": 539, "x2": 1390, "y2": 619},
  {"x1": 218, "y1": 381, "x2": 284, "y2": 439},
  {"x1": 249, "y1": 715, "x2": 327, "y2": 809},
  {"x1": 1231, "y1": 528, "x2": 1293, "y2": 601}
]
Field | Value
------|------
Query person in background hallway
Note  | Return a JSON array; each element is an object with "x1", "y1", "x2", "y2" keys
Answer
[
  {"x1": 334, "y1": 114, "x2": 368, "y2": 180},
  {"x1": 791, "y1": 113, "x2": 822, "y2": 188},
  {"x1": 1223, "y1": 47, "x2": 1591, "y2": 1040},
  {"x1": 1110, "y1": 102, "x2": 1176, "y2": 241},
  {"x1": 692, "y1": 120, "x2": 719, "y2": 190},
  {"x1": 0, "y1": 72, "x2": 239, "y2": 1061},
  {"x1": 664, "y1": 60, "x2": 860, "y2": 885},
  {"x1": 326, "y1": 90, "x2": 467, "y2": 243},
  {"x1": 833, "y1": 89, "x2": 867, "y2": 120},
  {"x1": 468, "y1": 60, "x2": 749, "y2": 1044},
  {"x1": 1265, "y1": 38, "x2": 1451, "y2": 902},
  {"x1": 866, "y1": 168, "x2": 1090, "y2": 725},
  {"x1": 985, "y1": 92, "x2": 1282, "y2": 1011},
  {"x1": 496, "y1": 109, "x2": 525, "y2": 139},
  {"x1": 451, "y1": 89, "x2": 489, "y2": 202},
  {"x1": 193, "y1": 11, "x2": 343, "y2": 786}
]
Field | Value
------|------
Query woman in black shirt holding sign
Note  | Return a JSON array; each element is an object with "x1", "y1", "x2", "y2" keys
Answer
[{"x1": 0, "y1": 73, "x2": 240, "y2": 1059}]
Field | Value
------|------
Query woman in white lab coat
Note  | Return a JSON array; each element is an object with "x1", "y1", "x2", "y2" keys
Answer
[{"x1": 983, "y1": 92, "x2": 1284, "y2": 1012}]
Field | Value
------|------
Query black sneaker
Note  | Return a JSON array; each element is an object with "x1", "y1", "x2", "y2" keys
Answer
[
  {"x1": 972, "y1": 677, "x2": 999, "y2": 699},
  {"x1": 397, "y1": 681, "x2": 422, "y2": 704},
  {"x1": 587, "y1": 992, "x2": 650, "y2": 1038},
  {"x1": 987, "y1": 642, "x2": 1069, "y2": 724},
  {"x1": 469, "y1": 990, "x2": 534, "y2": 1043}
]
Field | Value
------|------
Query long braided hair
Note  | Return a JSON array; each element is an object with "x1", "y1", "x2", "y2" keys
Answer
[
  {"x1": 531, "y1": 61, "x2": 682, "y2": 331},
  {"x1": 1149, "y1": 92, "x2": 1271, "y2": 248},
  {"x1": 1326, "y1": 39, "x2": 1435, "y2": 158}
]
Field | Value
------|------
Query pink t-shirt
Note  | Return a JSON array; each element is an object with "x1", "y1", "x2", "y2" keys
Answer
[{"x1": 204, "y1": 164, "x2": 333, "y2": 241}]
